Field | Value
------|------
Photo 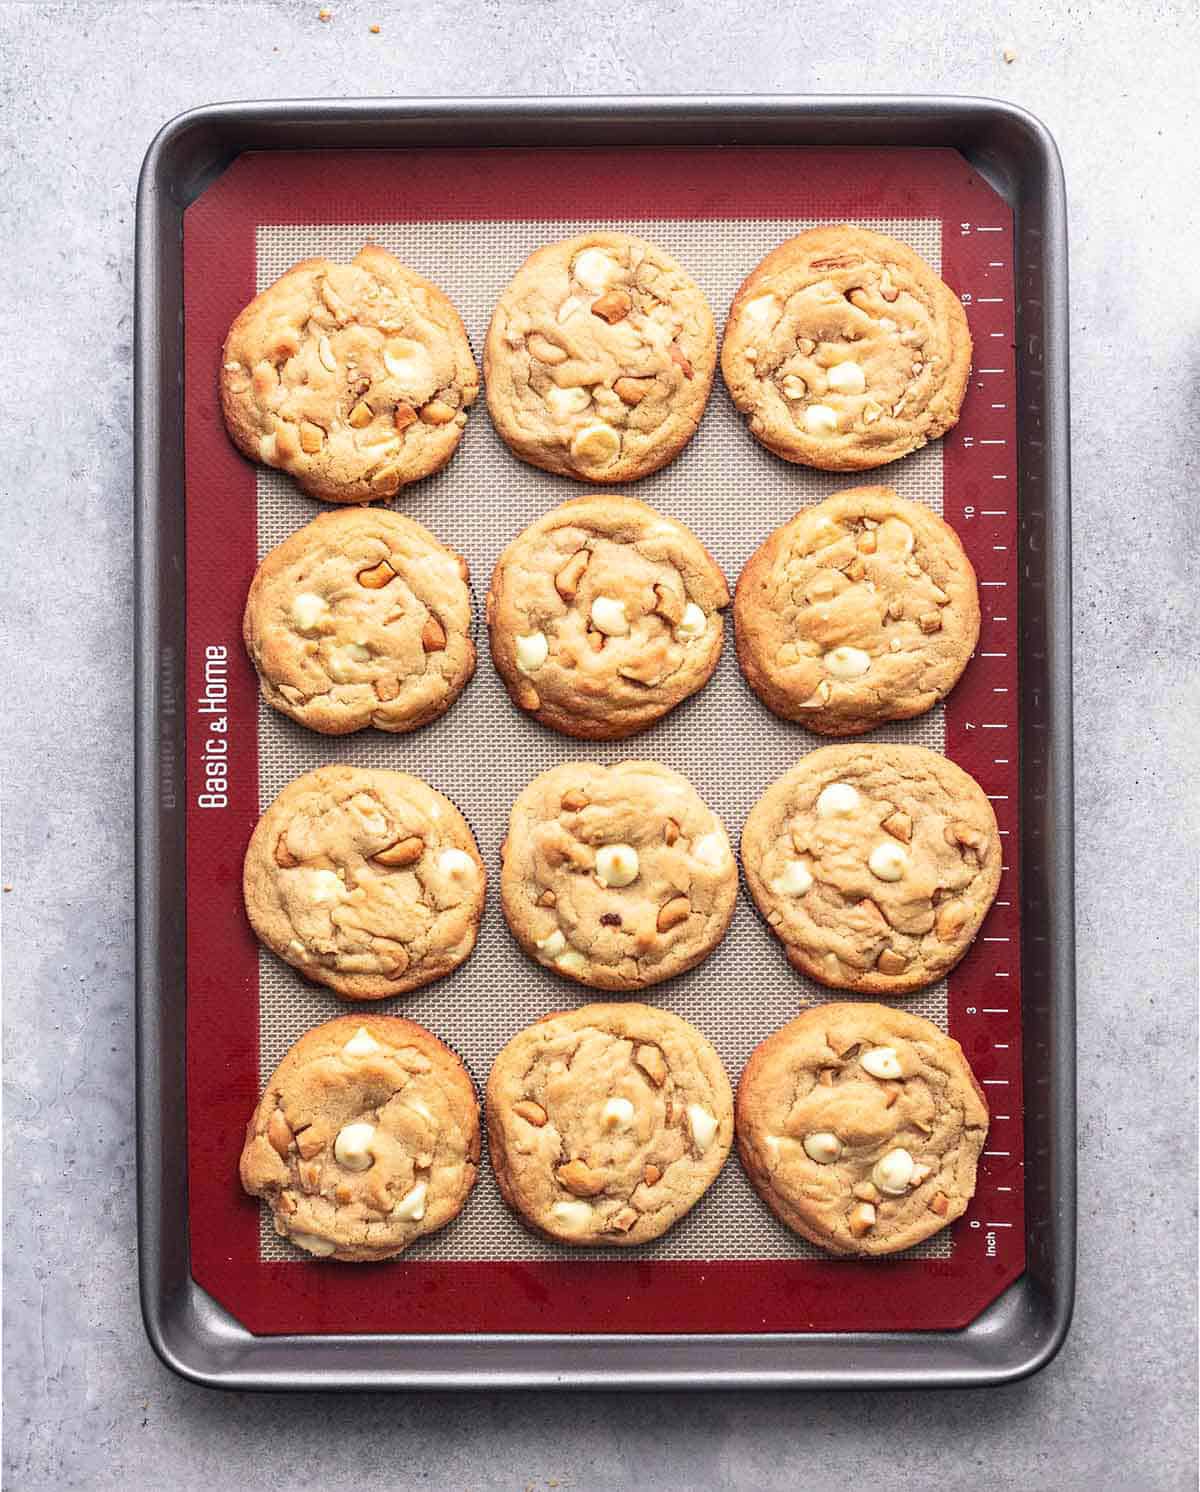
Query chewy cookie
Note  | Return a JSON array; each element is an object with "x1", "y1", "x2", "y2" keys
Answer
[
  {"x1": 487, "y1": 1003, "x2": 732, "y2": 1246},
  {"x1": 734, "y1": 487, "x2": 979, "y2": 734},
  {"x1": 240, "y1": 1015, "x2": 480, "y2": 1261},
  {"x1": 500, "y1": 761, "x2": 737, "y2": 991},
  {"x1": 221, "y1": 245, "x2": 478, "y2": 502},
  {"x1": 721, "y1": 225, "x2": 972, "y2": 471},
  {"x1": 487, "y1": 494, "x2": 729, "y2": 739},
  {"x1": 484, "y1": 233, "x2": 716, "y2": 482},
  {"x1": 243, "y1": 508, "x2": 474, "y2": 735},
  {"x1": 243, "y1": 765, "x2": 485, "y2": 999},
  {"x1": 742, "y1": 744, "x2": 1000, "y2": 994},
  {"x1": 736, "y1": 1004, "x2": 988, "y2": 1256}
]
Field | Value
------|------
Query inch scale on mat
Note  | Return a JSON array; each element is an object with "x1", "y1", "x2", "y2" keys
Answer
[{"x1": 944, "y1": 214, "x2": 1025, "y2": 1277}]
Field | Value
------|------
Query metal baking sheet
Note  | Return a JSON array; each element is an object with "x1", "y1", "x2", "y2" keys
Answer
[{"x1": 135, "y1": 96, "x2": 1075, "y2": 1390}]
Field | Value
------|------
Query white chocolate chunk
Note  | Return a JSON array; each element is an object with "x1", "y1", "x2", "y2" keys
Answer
[
  {"x1": 816, "y1": 782, "x2": 860, "y2": 818},
  {"x1": 687, "y1": 1105, "x2": 719, "y2": 1153},
  {"x1": 770, "y1": 858, "x2": 814, "y2": 896},
  {"x1": 881, "y1": 517, "x2": 915, "y2": 554},
  {"x1": 405, "y1": 1097, "x2": 434, "y2": 1121},
  {"x1": 590, "y1": 596, "x2": 629, "y2": 636},
  {"x1": 573, "y1": 248, "x2": 620, "y2": 291},
  {"x1": 383, "y1": 338, "x2": 432, "y2": 387},
  {"x1": 551, "y1": 1200, "x2": 593, "y2": 1233},
  {"x1": 515, "y1": 631, "x2": 549, "y2": 673},
  {"x1": 318, "y1": 335, "x2": 337, "y2": 372},
  {"x1": 342, "y1": 1026, "x2": 382, "y2": 1058},
  {"x1": 909, "y1": 1161, "x2": 933, "y2": 1186},
  {"x1": 391, "y1": 1180, "x2": 428, "y2": 1221},
  {"x1": 595, "y1": 843, "x2": 639, "y2": 888},
  {"x1": 601, "y1": 1096, "x2": 636, "y2": 1131},
  {"x1": 437, "y1": 847, "x2": 475, "y2": 880},
  {"x1": 546, "y1": 385, "x2": 591, "y2": 420},
  {"x1": 674, "y1": 602, "x2": 706, "y2": 642},
  {"x1": 291, "y1": 1232, "x2": 336, "y2": 1257},
  {"x1": 287, "y1": 939, "x2": 310, "y2": 963},
  {"x1": 872, "y1": 1147, "x2": 915, "y2": 1195},
  {"x1": 823, "y1": 645, "x2": 872, "y2": 680},
  {"x1": 290, "y1": 592, "x2": 328, "y2": 633},
  {"x1": 571, "y1": 420, "x2": 621, "y2": 468},
  {"x1": 258, "y1": 433, "x2": 278, "y2": 464},
  {"x1": 302, "y1": 868, "x2": 345, "y2": 906},
  {"x1": 804, "y1": 404, "x2": 839, "y2": 435},
  {"x1": 333, "y1": 1122, "x2": 376, "y2": 1172},
  {"x1": 827, "y1": 361, "x2": 867, "y2": 395},
  {"x1": 803, "y1": 1132, "x2": 843, "y2": 1164},
  {"x1": 536, "y1": 929, "x2": 567, "y2": 959},
  {"x1": 742, "y1": 293, "x2": 781, "y2": 328},
  {"x1": 861, "y1": 1046, "x2": 902, "y2": 1080},
  {"x1": 556, "y1": 949, "x2": 587, "y2": 975},
  {"x1": 692, "y1": 831, "x2": 728, "y2": 868},
  {"x1": 556, "y1": 295, "x2": 587, "y2": 324},
  {"x1": 868, "y1": 842, "x2": 909, "y2": 881}
]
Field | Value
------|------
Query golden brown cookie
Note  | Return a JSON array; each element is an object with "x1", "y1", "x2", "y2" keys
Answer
[
  {"x1": 736, "y1": 1004, "x2": 989, "y2": 1256},
  {"x1": 221, "y1": 245, "x2": 478, "y2": 502},
  {"x1": 487, "y1": 1003, "x2": 732, "y2": 1246},
  {"x1": 741, "y1": 745, "x2": 1000, "y2": 994},
  {"x1": 487, "y1": 494, "x2": 729, "y2": 740},
  {"x1": 240, "y1": 1015, "x2": 480, "y2": 1262},
  {"x1": 243, "y1": 765, "x2": 485, "y2": 1000},
  {"x1": 484, "y1": 233, "x2": 716, "y2": 482},
  {"x1": 721, "y1": 225, "x2": 972, "y2": 471},
  {"x1": 243, "y1": 508, "x2": 474, "y2": 735},
  {"x1": 734, "y1": 488, "x2": 979, "y2": 733},
  {"x1": 500, "y1": 762, "x2": 737, "y2": 991}
]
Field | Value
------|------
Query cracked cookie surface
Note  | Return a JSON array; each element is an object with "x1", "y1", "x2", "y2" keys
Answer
[
  {"x1": 742, "y1": 744, "x2": 1000, "y2": 994},
  {"x1": 240, "y1": 1014, "x2": 480, "y2": 1261},
  {"x1": 221, "y1": 245, "x2": 478, "y2": 503},
  {"x1": 487, "y1": 1003, "x2": 732, "y2": 1246},
  {"x1": 501, "y1": 761, "x2": 737, "y2": 991},
  {"x1": 244, "y1": 508, "x2": 474, "y2": 735},
  {"x1": 721, "y1": 225, "x2": 972, "y2": 471},
  {"x1": 243, "y1": 765, "x2": 485, "y2": 999},
  {"x1": 484, "y1": 233, "x2": 716, "y2": 483},
  {"x1": 487, "y1": 494, "x2": 729, "y2": 739},
  {"x1": 736, "y1": 1003, "x2": 988, "y2": 1256},
  {"x1": 734, "y1": 487, "x2": 979, "y2": 734}
]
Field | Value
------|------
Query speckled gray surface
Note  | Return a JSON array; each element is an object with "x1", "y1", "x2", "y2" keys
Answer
[{"x1": 2, "y1": 0, "x2": 1198, "y2": 1487}]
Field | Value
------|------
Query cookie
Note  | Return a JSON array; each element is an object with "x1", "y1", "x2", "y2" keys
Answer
[
  {"x1": 221, "y1": 245, "x2": 478, "y2": 503},
  {"x1": 486, "y1": 1003, "x2": 732, "y2": 1246},
  {"x1": 487, "y1": 494, "x2": 729, "y2": 739},
  {"x1": 734, "y1": 487, "x2": 979, "y2": 733},
  {"x1": 243, "y1": 508, "x2": 475, "y2": 736},
  {"x1": 741, "y1": 744, "x2": 1000, "y2": 994},
  {"x1": 736, "y1": 1003, "x2": 989, "y2": 1257},
  {"x1": 500, "y1": 761, "x2": 737, "y2": 991},
  {"x1": 240, "y1": 1014, "x2": 480, "y2": 1261},
  {"x1": 243, "y1": 765, "x2": 485, "y2": 1000},
  {"x1": 721, "y1": 225, "x2": 972, "y2": 471},
  {"x1": 484, "y1": 233, "x2": 716, "y2": 482}
]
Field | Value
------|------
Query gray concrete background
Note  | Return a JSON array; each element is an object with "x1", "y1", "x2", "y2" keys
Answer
[{"x1": 2, "y1": 0, "x2": 1197, "y2": 1487}]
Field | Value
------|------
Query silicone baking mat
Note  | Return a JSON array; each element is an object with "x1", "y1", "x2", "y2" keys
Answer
[{"x1": 183, "y1": 147, "x2": 1024, "y2": 1335}]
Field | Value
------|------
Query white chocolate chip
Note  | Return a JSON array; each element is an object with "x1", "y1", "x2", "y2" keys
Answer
[
  {"x1": 333, "y1": 1121, "x2": 376, "y2": 1171},
  {"x1": 804, "y1": 404, "x2": 839, "y2": 435},
  {"x1": 536, "y1": 929, "x2": 567, "y2": 959},
  {"x1": 816, "y1": 782, "x2": 860, "y2": 818},
  {"x1": 687, "y1": 1104, "x2": 719, "y2": 1153},
  {"x1": 551, "y1": 1200, "x2": 593, "y2": 1233},
  {"x1": 692, "y1": 831, "x2": 728, "y2": 868},
  {"x1": 868, "y1": 842, "x2": 909, "y2": 881},
  {"x1": 515, "y1": 631, "x2": 549, "y2": 673},
  {"x1": 872, "y1": 1147, "x2": 915, "y2": 1195},
  {"x1": 861, "y1": 1046, "x2": 902, "y2": 1080},
  {"x1": 674, "y1": 602, "x2": 707, "y2": 642},
  {"x1": 595, "y1": 843, "x2": 639, "y2": 888},
  {"x1": 590, "y1": 595, "x2": 629, "y2": 636},
  {"x1": 545, "y1": 385, "x2": 591, "y2": 420},
  {"x1": 827, "y1": 361, "x2": 867, "y2": 395},
  {"x1": 318, "y1": 335, "x2": 337, "y2": 373},
  {"x1": 601, "y1": 1096, "x2": 636, "y2": 1130},
  {"x1": 770, "y1": 859, "x2": 814, "y2": 896},
  {"x1": 290, "y1": 1232, "x2": 336, "y2": 1257},
  {"x1": 382, "y1": 338, "x2": 433, "y2": 387},
  {"x1": 290, "y1": 592, "x2": 328, "y2": 633},
  {"x1": 302, "y1": 868, "x2": 345, "y2": 906},
  {"x1": 556, "y1": 949, "x2": 587, "y2": 975},
  {"x1": 803, "y1": 1132, "x2": 843, "y2": 1164},
  {"x1": 342, "y1": 1026, "x2": 382, "y2": 1058},
  {"x1": 573, "y1": 248, "x2": 620, "y2": 292},
  {"x1": 571, "y1": 420, "x2": 621, "y2": 468},
  {"x1": 823, "y1": 645, "x2": 872, "y2": 680},
  {"x1": 391, "y1": 1180, "x2": 428, "y2": 1221},
  {"x1": 742, "y1": 292, "x2": 781, "y2": 328},
  {"x1": 437, "y1": 848, "x2": 475, "y2": 880}
]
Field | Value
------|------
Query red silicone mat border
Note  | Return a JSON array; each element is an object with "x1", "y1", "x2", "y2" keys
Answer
[{"x1": 183, "y1": 147, "x2": 1024, "y2": 1336}]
